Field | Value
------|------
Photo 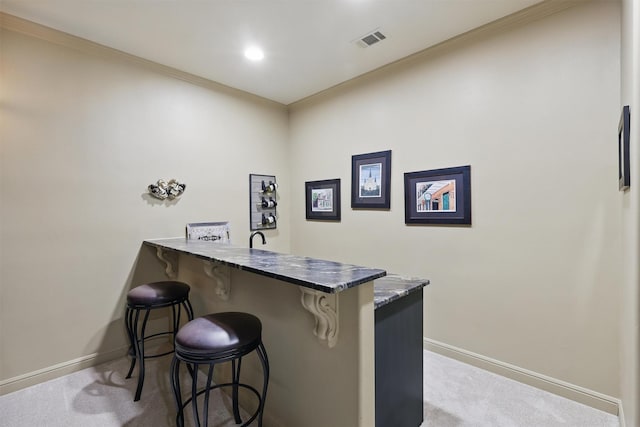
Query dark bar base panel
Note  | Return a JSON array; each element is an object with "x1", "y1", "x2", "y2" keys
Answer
[{"x1": 375, "y1": 288, "x2": 424, "y2": 427}]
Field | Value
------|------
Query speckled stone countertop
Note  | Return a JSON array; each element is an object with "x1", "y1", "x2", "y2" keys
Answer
[
  {"x1": 144, "y1": 238, "x2": 387, "y2": 294},
  {"x1": 373, "y1": 274, "x2": 430, "y2": 309}
]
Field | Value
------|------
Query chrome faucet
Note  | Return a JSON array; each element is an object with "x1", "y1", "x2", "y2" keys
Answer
[{"x1": 249, "y1": 231, "x2": 266, "y2": 249}]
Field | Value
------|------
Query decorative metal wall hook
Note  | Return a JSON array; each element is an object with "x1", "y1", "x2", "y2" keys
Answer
[{"x1": 148, "y1": 179, "x2": 186, "y2": 200}]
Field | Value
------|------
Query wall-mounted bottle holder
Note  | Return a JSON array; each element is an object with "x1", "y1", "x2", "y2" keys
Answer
[{"x1": 250, "y1": 174, "x2": 278, "y2": 230}]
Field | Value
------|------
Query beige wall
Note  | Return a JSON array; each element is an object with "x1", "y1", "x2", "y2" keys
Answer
[
  {"x1": 620, "y1": 0, "x2": 640, "y2": 424},
  {"x1": 289, "y1": 0, "x2": 622, "y2": 403},
  {"x1": 0, "y1": 0, "x2": 633, "y2": 421},
  {"x1": 0, "y1": 27, "x2": 290, "y2": 388}
]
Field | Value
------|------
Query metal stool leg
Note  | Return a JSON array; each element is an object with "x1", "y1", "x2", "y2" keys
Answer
[
  {"x1": 128, "y1": 308, "x2": 142, "y2": 382},
  {"x1": 171, "y1": 356, "x2": 185, "y2": 427},
  {"x1": 172, "y1": 303, "x2": 180, "y2": 340},
  {"x1": 203, "y1": 364, "x2": 216, "y2": 427},
  {"x1": 183, "y1": 299, "x2": 195, "y2": 321},
  {"x1": 232, "y1": 358, "x2": 242, "y2": 424},
  {"x1": 180, "y1": 300, "x2": 196, "y2": 378},
  {"x1": 256, "y1": 342, "x2": 270, "y2": 427},
  {"x1": 191, "y1": 362, "x2": 201, "y2": 427},
  {"x1": 125, "y1": 307, "x2": 137, "y2": 379},
  {"x1": 132, "y1": 308, "x2": 151, "y2": 401}
]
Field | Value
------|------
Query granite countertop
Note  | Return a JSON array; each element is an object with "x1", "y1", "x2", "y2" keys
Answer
[
  {"x1": 144, "y1": 238, "x2": 386, "y2": 294},
  {"x1": 373, "y1": 274, "x2": 430, "y2": 309}
]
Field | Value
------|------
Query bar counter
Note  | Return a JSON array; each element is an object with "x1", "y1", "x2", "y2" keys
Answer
[
  {"x1": 141, "y1": 238, "x2": 428, "y2": 427},
  {"x1": 144, "y1": 237, "x2": 387, "y2": 293}
]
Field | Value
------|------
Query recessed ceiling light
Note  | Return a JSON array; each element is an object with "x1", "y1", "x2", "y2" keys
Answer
[{"x1": 244, "y1": 46, "x2": 264, "y2": 61}]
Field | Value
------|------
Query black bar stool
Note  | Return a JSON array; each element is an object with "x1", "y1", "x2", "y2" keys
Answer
[
  {"x1": 170, "y1": 312, "x2": 269, "y2": 427},
  {"x1": 125, "y1": 280, "x2": 194, "y2": 401}
]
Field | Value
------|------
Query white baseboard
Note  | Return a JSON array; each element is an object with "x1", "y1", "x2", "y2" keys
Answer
[
  {"x1": 618, "y1": 402, "x2": 626, "y2": 427},
  {"x1": 424, "y1": 338, "x2": 621, "y2": 417},
  {"x1": 0, "y1": 346, "x2": 128, "y2": 396}
]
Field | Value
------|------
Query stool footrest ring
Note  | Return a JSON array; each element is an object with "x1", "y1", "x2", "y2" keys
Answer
[{"x1": 179, "y1": 382, "x2": 262, "y2": 427}]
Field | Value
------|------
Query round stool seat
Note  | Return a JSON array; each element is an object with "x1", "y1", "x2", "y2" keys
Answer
[
  {"x1": 176, "y1": 312, "x2": 262, "y2": 359},
  {"x1": 171, "y1": 312, "x2": 269, "y2": 427},
  {"x1": 127, "y1": 281, "x2": 190, "y2": 306}
]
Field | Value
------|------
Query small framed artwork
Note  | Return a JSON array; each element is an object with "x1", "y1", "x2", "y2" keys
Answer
[
  {"x1": 351, "y1": 150, "x2": 391, "y2": 209},
  {"x1": 305, "y1": 179, "x2": 341, "y2": 221},
  {"x1": 619, "y1": 105, "x2": 630, "y2": 191},
  {"x1": 186, "y1": 221, "x2": 231, "y2": 242},
  {"x1": 404, "y1": 165, "x2": 471, "y2": 225}
]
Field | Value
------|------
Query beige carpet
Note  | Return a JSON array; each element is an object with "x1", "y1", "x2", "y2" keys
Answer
[
  {"x1": 422, "y1": 351, "x2": 618, "y2": 427},
  {"x1": 0, "y1": 350, "x2": 619, "y2": 426}
]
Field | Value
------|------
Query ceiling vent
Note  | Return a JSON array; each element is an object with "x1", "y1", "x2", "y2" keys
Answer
[{"x1": 354, "y1": 29, "x2": 387, "y2": 48}]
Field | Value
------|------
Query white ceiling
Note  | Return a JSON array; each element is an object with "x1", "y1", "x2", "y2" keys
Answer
[{"x1": 0, "y1": 0, "x2": 544, "y2": 105}]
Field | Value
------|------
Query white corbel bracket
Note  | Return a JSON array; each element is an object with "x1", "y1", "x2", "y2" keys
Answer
[
  {"x1": 156, "y1": 247, "x2": 178, "y2": 279},
  {"x1": 299, "y1": 287, "x2": 339, "y2": 348},
  {"x1": 203, "y1": 260, "x2": 231, "y2": 300}
]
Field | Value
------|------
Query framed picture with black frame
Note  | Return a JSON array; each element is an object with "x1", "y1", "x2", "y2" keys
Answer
[
  {"x1": 404, "y1": 165, "x2": 471, "y2": 225},
  {"x1": 619, "y1": 105, "x2": 630, "y2": 191},
  {"x1": 305, "y1": 179, "x2": 341, "y2": 221},
  {"x1": 351, "y1": 150, "x2": 391, "y2": 209}
]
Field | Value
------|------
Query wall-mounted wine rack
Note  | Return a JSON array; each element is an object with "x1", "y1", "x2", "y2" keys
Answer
[{"x1": 249, "y1": 174, "x2": 278, "y2": 231}]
